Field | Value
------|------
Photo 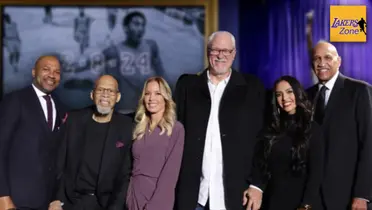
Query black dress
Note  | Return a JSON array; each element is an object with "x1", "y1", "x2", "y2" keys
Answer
[{"x1": 250, "y1": 120, "x2": 325, "y2": 210}]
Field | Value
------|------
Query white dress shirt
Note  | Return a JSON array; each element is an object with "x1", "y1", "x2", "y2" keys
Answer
[
  {"x1": 318, "y1": 70, "x2": 339, "y2": 106},
  {"x1": 198, "y1": 71, "x2": 231, "y2": 210},
  {"x1": 32, "y1": 84, "x2": 56, "y2": 130}
]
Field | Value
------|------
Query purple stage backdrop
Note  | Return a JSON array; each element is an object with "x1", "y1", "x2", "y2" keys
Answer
[{"x1": 240, "y1": 0, "x2": 372, "y2": 89}]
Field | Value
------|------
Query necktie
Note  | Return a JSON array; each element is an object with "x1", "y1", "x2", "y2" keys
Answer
[
  {"x1": 314, "y1": 85, "x2": 327, "y2": 124},
  {"x1": 43, "y1": 95, "x2": 53, "y2": 130}
]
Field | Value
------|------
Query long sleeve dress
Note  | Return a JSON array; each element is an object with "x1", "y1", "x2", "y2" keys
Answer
[
  {"x1": 126, "y1": 121, "x2": 184, "y2": 210},
  {"x1": 250, "y1": 121, "x2": 325, "y2": 210}
]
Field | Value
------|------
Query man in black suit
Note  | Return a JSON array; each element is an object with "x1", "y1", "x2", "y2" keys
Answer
[
  {"x1": 0, "y1": 55, "x2": 65, "y2": 210},
  {"x1": 49, "y1": 75, "x2": 132, "y2": 210},
  {"x1": 307, "y1": 40, "x2": 372, "y2": 210},
  {"x1": 174, "y1": 31, "x2": 266, "y2": 210}
]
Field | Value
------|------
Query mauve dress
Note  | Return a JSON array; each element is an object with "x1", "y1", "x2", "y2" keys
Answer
[{"x1": 126, "y1": 121, "x2": 185, "y2": 210}]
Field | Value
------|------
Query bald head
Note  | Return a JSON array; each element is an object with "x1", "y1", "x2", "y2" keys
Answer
[
  {"x1": 313, "y1": 40, "x2": 339, "y2": 57},
  {"x1": 34, "y1": 55, "x2": 59, "y2": 69},
  {"x1": 94, "y1": 75, "x2": 119, "y2": 90},
  {"x1": 312, "y1": 41, "x2": 341, "y2": 84}
]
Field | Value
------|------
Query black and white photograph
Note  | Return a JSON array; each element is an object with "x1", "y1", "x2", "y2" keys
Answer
[{"x1": 2, "y1": 6, "x2": 205, "y2": 112}]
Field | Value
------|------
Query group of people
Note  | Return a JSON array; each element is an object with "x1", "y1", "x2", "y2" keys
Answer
[{"x1": 0, "y1": 30, "x2": 371, "y2": 210}]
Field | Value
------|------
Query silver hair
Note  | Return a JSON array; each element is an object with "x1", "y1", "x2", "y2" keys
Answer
[{"x1": 207, "y1": 31, "x2": 236, "y2": 49}]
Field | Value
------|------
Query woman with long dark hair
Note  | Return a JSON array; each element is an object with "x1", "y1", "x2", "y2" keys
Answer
[{"x1": 243, "y1": 76, "x2": 324, "y2": 210}]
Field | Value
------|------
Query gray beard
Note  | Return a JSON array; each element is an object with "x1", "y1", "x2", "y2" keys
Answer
[
  {"x1": 209, "y1": 66, "x2": 230, "y2": 75},
  {"x1": 96, "y1": 105, "x2": 112, "y2": 115}
]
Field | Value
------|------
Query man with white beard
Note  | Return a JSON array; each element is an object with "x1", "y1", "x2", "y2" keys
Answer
[
  {"x1": 174, "y1": 31, "x2": 266, "y2": 210},
  {"x1": 49, "y1": 75, "x2": 133, "y2": 210}
]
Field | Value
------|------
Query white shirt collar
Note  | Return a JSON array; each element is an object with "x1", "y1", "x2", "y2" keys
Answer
[
  {"x1": 318, "y1": 70, "x2": 340, "y2": 91},
  {"x1": 207, "y1": 69, "x2": 232, "y2": 85},
  {"x1": 32, "y1": 84, "x2": 48, "y2": 97}
]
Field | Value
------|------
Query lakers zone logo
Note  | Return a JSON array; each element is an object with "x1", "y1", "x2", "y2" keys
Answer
[
  {"x1": 331, "y1": 18, "x2": 360, "y2": 35},
  {"x1": 329, "y1": 5, "x2": 366, "y2": 42}
]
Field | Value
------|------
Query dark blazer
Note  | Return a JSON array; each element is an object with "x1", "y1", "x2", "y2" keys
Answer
[
  {"x1": 0, "y1": 85, "x2": 66, "y2": 209},
  {"x1": 54, "y1": 106, "x2": 132, "y2": 210},
  {"x1": 307, "y1": 73, "x2": 372, "y2": 209},
  {"x1": 174, "y1": 70, "x2": 266, "y2": 210}
]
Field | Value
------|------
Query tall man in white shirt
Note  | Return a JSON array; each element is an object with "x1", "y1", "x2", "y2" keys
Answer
[
  {"x1": 174, "y1": 31, "x2": 267, "y2": 210},
  {"x1": 0, "y1": 55, "x2": 66, "y2": 210}
]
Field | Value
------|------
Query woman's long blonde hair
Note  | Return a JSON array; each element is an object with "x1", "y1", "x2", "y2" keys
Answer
[{"x1": 132, "y1": 76, "x2": 176, "y2": 140}]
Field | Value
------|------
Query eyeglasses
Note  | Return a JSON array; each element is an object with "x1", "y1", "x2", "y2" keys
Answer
[
  {"x1": 208, "y1": 48, "x2": 235, "y2": 56},
  {"x1": 94, "y1": 88, "x2": 118, "y2": 96}
]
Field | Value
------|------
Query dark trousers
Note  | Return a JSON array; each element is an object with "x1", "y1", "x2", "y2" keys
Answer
[{"x1": 63, "y1": 194, "x2": 103, "y2": 210}]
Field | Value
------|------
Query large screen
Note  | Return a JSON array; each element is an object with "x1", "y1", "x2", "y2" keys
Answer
[{"x1": 2, "y1": 6, "x2": 205, "y2": 113}]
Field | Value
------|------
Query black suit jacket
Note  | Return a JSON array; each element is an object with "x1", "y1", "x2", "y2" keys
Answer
[
  {"x1": 174, "y1": 70, "x2": 266, "y2": 210},
  {"x1": 0, "y1": 85, "x2": 65, "y2": 209},
  {"x1": 307, "y1": 73, "x2": 372, "y2": 209},
  {"x1": 54, "y1": 106, "x2": 132, "y2": 210}
]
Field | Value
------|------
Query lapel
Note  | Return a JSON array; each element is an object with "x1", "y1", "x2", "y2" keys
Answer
[
  {"x1": 51, "y1": 95, "x2": 64, "y2": 132},
  {"x1": 322, "y1": 74, "x2": 345, "y2": 125},
  {"x1": 73, "y1": 108, "x2": 94, "y2": 182},
  {"x1": 218, "y1": 70, "x2": 247, "y2": 117},
  {"x1": 26, "y1": 86, "x2": 52, "y2": 133},
  {"x1": 97, "y1": 112, "x2": 121, "y2": 185},
  {"x1": 195, "y1": 70, "x2": 247, "y2": 144},
  {"x1": 197, "y1": 69, "x2": 212, "y2": 100},
  {"x1": 195, "y1": 69, "x2": 247, "y2": 110},
  {"x1": 190, "y1": 70, "x2": 212, "y2": 125}
]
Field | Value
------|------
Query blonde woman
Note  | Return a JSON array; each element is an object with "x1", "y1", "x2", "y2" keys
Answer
[{"x1": 126, "y1": 77, "x2": 185, "y2": 210}]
